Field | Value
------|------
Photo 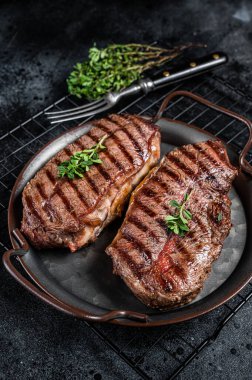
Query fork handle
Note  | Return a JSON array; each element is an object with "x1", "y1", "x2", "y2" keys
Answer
[{"x1": 115, "y1": 52, "x2": 227, "y2": 101}]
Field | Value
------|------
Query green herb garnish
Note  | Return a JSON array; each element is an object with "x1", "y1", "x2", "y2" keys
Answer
[
  {"x1": 217, "y1": 212, "x2": 223, "y2": 222},
  {"x1": 58, "y1": 135, "x2": 107, "y2": 179},
  {"x1": 164, "y1": 192, "x2": 193, "y2": 237},
  {"x1": 67, "y1": 43, "x2": 201, "y2": 100}
]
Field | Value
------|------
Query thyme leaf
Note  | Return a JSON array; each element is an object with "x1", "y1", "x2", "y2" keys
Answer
[
  {"x1": 58, "y1": 135, "x2": 107, "y2": 180},
  {"x1": 164, "y1": 192, "x2": 193, "y2": 237}
]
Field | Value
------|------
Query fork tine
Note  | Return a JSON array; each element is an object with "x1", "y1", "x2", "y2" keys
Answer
[
  {"x1": 45, "y1": 98, "x2": 105, "y2": 116},
  {"x1": 47, "y1": 99, "x2": 108, "y2": 120},
  {"x1": 49, "y1": 104, "x2": 112, "y2": 124}
]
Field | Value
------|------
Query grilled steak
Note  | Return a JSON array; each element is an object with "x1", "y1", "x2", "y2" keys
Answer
[
  {"x1": 21, "y1": 114, "x2": 160, "y2": 252},
  {"x1": 106, "y1": 140, "x2": 238, "y2": 309}
]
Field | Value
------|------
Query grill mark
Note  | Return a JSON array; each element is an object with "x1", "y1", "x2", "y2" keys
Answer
[
  {"x1": 155, "y1": 178, "x2": 173, "y2": 194},
  {"x1": 67, "y1": 181, "x2": 90, "y2": 209},
  {"x1": 74, "y1": 140, "x2": 84, "y2": 150},
  {"x1": 125, "y1": 115, "x2": 150, "y2": 139},
  {"x1": 80, "y1": 133, "x2": 113, "y2": 182},
  {"x1": 192, "y1": 144, "x2": 224, "y2": 187},
  {"x1": 112, "y1": 245, "x2": 143, "y2": 280},
  {"x1": 64, "y1": 147, "x2": 72, "y2": 157},
  {"x1": 134, "y1": 198, "x2": 157, "y2": 218},
  {"x1": 108, "y1": 115, "x2": 144, "y2": 159},
  {"x1": 95, "y1": 120, "x2": 135, "y2": 165},
  {"x1": 50, "y1": 154, "x2": 95, "y2": 213},
  {"x1": 135, "y1": 192, "x2": 171, "y2": 233},
  {"x1": 141, "y1": 187, "x2": 157, "y2": 198},
  {"x1": 55, "y1": 142, "x2": 100, "y2": 199},
  {"x1": 175, "y1": 239, "x2": 192, "y2": 256},
  {"x1": 180, "y1": 144, "x2": 221, "y2": 184},
  {"x1": 55, "y1": 187, "x2": 79, "y2": 221},
  {"x1": 36, "y1": 182, "x2": 46, "y2": 199},
  {"x1": 25, "y1": 195, "x2": 44, "y2": 224},
  {"x1": 207, "y1": 140, "x2": 226, "y2": 163},
  {"x1": 70, "y1": 136, "x2": 112, "y2": 182},
  {"x1": 142, "y1": 176, "x2": 177, "y2": 198},
  {"x1": 167, "y1": 154, "x2": 195, "y2": 178},
  {"x1": 159, "y1": 165, "x2": 182, "y2": 184},
  {"x1": 45, "y1": 169, "x2": 57, "y2": 185},
  {"x1": 192, "y1": 213, "x2": 209, "y2": 234},
  {"x1": 192, "y1": 144, "x2": 221, "y2": 170},
  {"x1": 127, "y1": 215, "x2": 162, "y2": 243},
  {"x1": 121, "y1": 229, "x2": 152, "y2": 262},
  {"x1": 179, "y1": 146, "x2": 198, "y2": 163},
  {"x1": 87, "y1": 129, "x2": 125, "y2": 172},
  {"x1": 64, "y1": 139, "x2": 103, "y2": 195},
  {"x1": 35, "y1": 183, "x2": 57, "y2": 222},
  {"x1": 83, "y1": 172, "x2": 100, "y2": 195},
  {"x1": 156, "y1": 217, "x2": 169, "y2": 233}
]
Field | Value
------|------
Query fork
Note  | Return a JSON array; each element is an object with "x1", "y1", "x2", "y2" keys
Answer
[{"x1": 46, "y1": 52, "x2": 227, "y2": 124}]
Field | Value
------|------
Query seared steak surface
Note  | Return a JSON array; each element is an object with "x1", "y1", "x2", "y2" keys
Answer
[
  {"x1": 106, "y1": 140, "x2": 238, "y2": 309},
  {"x1": 21, "y1": 114, "x2": 160, "y2": 252}
]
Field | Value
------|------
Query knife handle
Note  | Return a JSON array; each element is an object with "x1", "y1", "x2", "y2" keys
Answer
[
  {"x1": 152, "y1": 51, "x2": 228, "y2": 89},
  {"x1": 113, "y1": 52, "x2": 227, "y2": 102}
]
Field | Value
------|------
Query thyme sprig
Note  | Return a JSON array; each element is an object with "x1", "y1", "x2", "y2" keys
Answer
[
  {"x1": 217, "y1": 212, "x2": 223, "y2": 222},
  {"x1": 164, "y1": 192, "x2": 193, "y2": 237},
  {"x1": 67, "y1": 43, "x2": 202, "y2": 100},
  {"x1": 58, "y1": 135, "x2": 107, "y2": 179}
]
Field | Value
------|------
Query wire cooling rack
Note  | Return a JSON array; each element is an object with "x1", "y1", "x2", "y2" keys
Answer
[{"x1": 0, "y1": 74, "x2": 252, "y2": 379}]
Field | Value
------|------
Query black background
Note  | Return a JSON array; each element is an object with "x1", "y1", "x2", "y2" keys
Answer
[{"x1": 1, "y1": 1, "x2": 252, "y2": 379}]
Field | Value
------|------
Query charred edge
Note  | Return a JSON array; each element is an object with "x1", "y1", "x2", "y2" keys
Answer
[
  {"x1": 108, "y1": 115, "x2": 145, "y2": 159},
  {"x1": 95, "y1": 119, "x2": 135, "y2": 165}
]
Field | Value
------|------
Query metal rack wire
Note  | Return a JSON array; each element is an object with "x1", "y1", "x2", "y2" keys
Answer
[{"x1": 1, "y1": 74, "x2": 252, "y2": 380}]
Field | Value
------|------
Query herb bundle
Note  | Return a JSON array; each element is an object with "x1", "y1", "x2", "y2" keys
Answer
[
  {"x1": 67, "y1": 43, "x2": 200, "y2": 100},
  {"x1": 58, "y1": 135, "x2": 107, "y2": 179},
  {"x1": 164, "y1": 193, "x2": 193, "y2": 237}
]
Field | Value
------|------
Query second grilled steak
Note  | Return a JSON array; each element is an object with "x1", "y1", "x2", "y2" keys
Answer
[
  {"x1": 21, "y1": 114, "x2": 160, "y2": 252},
  {"x1": 106, "y1": 140, "x2": 238, "y2": 309}
]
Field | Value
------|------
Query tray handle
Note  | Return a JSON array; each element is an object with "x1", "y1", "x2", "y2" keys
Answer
[
  {"x1": 3, "y1": 229, "x2": 148, "y2": 323},
  {"x1": 152, "y1": 90, "x2": 252, "y2": 176}
]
